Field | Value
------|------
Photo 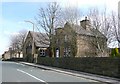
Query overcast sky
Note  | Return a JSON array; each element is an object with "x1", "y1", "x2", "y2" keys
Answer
[{"x1": 0, "y1": 0, "x2": 120, "y2": 55}]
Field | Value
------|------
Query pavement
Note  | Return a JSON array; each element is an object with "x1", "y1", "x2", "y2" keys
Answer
[{"x1": 20, "y1": 62, "x2": 120, "y2": 84}]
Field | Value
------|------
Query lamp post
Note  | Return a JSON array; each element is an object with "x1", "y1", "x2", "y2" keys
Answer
[{"x1": 25, "y1": 20, "x2": 37, "y2": 63}]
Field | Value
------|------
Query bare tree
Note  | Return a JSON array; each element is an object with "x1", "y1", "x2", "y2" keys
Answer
[
  {"x1": 36, "y1": 2, "x2": 81, "y2": 57},
  {"x1": 111, "y1": 12, "x2": 120, "y2": 43},
  {"x1": 86, "y1": 8, "x2": 109, "y2": 57},
  {"x1": 10, "y1": 35, "x2": 19, "y2": 58},
  {"x1": 57, "y1": 7, "x2": 80, "y2": 57},
  {"x1": 10, "y1": 30, "x2": 27, "y2": 58},
  {"x1": 106, "y1": 11, "x2": 120, "y2": 56},
  {"x1": 59, "y1": 7, "x2": 80, "y2": 26},
  {"x1": 36, "y1": 2, "x2": 61, "y2": 57},
  {"x1": 118, "y1": 9, "x2": 120, "y2": 47},
  {"x1": 18, "y1": 30, "x2": 28, "y2": 50},
  {"x1": 105, "y1": 11, "x2": 120, "y2": 49}
]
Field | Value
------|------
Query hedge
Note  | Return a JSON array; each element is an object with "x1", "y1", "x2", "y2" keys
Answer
[{"x1": 37, "y1": 57, "x2": 120, "y2": 78}]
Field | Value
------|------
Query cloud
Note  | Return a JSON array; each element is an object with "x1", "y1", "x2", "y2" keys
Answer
[
  {"x1": 2, "y1": 0, "x2": 119, "y2": 13},
  {"x1": 0, "y1": 34, "x2": 10, "y2": 55},
  {"x1": 0, "y1": 30, "x2": 20, "y2": 55},
  {"x1": 60, "y1": 0, "x2": 105, "y2": 7},
  {"x1": 2, "y1": 0, "x2": 59, "y2": 2},
  {"x1": 4, "y1": 31, "x2": 20, "y2": 36},
  {"x1": 18, "y1": 21, "x2": 25, "y2": 24},
  {"x1": 59, "y1": 0, "x2": 119, "y2": 13}
]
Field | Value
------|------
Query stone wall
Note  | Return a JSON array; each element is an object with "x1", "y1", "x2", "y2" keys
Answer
[
  {"x1": 37, "y1": 57, "x2": 120, "y2": 78},
  {"x1": 76, "y1": 35, "x2": 97, "y2": 57}
]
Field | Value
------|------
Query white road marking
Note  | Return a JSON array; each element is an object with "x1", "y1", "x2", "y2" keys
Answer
[
  {"x1": 15, "y1": 63, "x2": 25, "y2": 66},
  {"x1": 17, "y1": 69, "x2": 47, "y2": 83},
  {"x1": 20, "y1": 64, "x2": 25, "y2": 66},
  {"x1": 15, "y1": 63, "x2": 20, "y2": 65},
  {"x1": 106, "y1": 81, "x2": 111, "y2": 82},
  {"x1": 42, "y1": 70, "x2": 45, "y2": 71}
]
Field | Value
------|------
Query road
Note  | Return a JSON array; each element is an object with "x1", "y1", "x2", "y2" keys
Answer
[{"x1": 1, "y1": 61, "x2": 102, "y2": 83}]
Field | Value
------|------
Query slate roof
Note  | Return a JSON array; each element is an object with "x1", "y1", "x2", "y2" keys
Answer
[
  {"x1": 29, "y1": 31, "x2": 50, "y2": 48},
  {"x1": 65, "y1": 23, "x2": 106, "y2": 38}
]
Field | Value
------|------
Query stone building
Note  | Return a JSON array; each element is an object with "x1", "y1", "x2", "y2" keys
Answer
[
  {"x1": 23, "y1": 18, "x2": 108, "y2": 59},
  {"x1": 23, "y1": 31, "x2": 49, "y2": 62},
  {"x1": 2, "y1": 51, "x2": 11, "y2": 60},
  {"x1": 54, "y1": 17, "x2": 107, "y2": 57}
]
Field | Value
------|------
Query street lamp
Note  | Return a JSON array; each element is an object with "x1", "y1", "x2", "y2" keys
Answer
[{"x1": 25, "y1": 20, "x2": 37, "y2": 63}]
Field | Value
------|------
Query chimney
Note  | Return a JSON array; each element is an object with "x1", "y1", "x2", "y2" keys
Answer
[
  {"x1": 80, "y1": 17, "x2": 90, "y2": 30},
  {"x1": 55, "y1": 28, "x2": 64, "y2": 35}
]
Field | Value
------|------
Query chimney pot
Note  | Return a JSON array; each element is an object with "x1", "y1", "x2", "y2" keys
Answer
[{"x1": 80, "y1": 16, "x2": 90, "y2": 30}]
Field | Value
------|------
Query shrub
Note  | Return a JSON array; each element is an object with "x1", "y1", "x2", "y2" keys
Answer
[
  {"x1": 111, "y1": 48, "x2": 120, "y2": 57},
  {"x1": 25, "y1": 54, "x2": 34, "y2": 63}
]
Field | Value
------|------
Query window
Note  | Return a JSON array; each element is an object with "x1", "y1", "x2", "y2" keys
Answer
[
  {"x1": 64, "y1": 35, "x2": 67, "y2": 42},
  {"x1": 40, "y1": 49, "x2": 45, "y2": 56},
  {"x1": 26, "y1": 45, "x2": 32, "y2": 54},
  {"x1": 64, "y1": 47, "x2": 71, "y2": 57}
]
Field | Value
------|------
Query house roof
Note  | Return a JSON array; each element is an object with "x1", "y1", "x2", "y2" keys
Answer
[
  {"x1": 64, "y1": 22, "x2": 106, "y2": 38},
  {"x1": 29, "y1": 31, "x2": 50, "y2": 48},
  {"x1": 77, "y1": 25, "x2": 105, "y2": 37}
]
